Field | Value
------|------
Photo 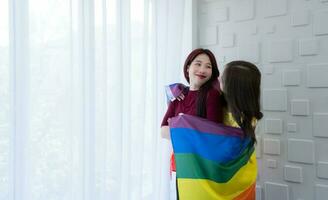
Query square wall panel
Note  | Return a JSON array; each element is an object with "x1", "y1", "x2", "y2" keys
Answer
[
  {"x1": 265, "y1": 118, "x2": 283, "y2": 134},
  {"x1": 263, "y1": 138, "x2": 281, "y2": 155},
  {"x1": 199, "y1": 26, "x2": 218, "y2": 46},
  {"x1": 283, "y1": 70, "x2": 301, "y2": 86},
  {"x1": 317, "y1": 161, "x2": 328, "y2": 179},
  {"x1": 307, "y1": 64, "x2": 328, "y2": 88},
  {"x1": 265, "y1": 24, "x2": 276, "y2": 34},
  {"x1": 291, "y1": 10, "x2": 310, "y2": 27},
  {"x1": 263, "y1": 89, "x2": 287, "y2": 111},
  {"x1": 284, "y1": 165, "x2": 303, "y2": 183},
  {"x1": 238, "y1": 42, "x2": 260, "y2": 63},
  {"x1": 220, "y1": 33, "x2": 235, "y2": 48},
  {"x1": 269, "y1": 40, "x2": 293, "y2": 63},
  {"x1": 287, "y1": 123, "x2": 297, "y2": 133},
  {"x1": 264, "y1": 65, "x2": 275, "y2": 74},
  {"x1": 264, "y1": 0, "x2": 288, "y2": 18},
  {"x1": 290, "y1": 99, "x2": 310, "y2": 116},
  {"x1": 287, "y1": 139, "x2": 314, "y2": 164},
  {"x1": 315, "y1": 184, "x2": 328, "y2": 200},
  {"x1": 267, "y1": 159, "x2": 278, "y2": 168},
  {"x1": 299, "y1": 38, "x2": 318, "y2": 56},
  {"x1": 232, "y1": 0, "x2": 255, "y2": 21},
  {"x1": 314, "y1": 9, "x2": 328, "y2": 36},
  {"x1": 265, "y1": 182, "x2": 289, "y2": 200},
  {"x1": 313, "y1": 113, "x2": 328, "y2": 138},
  {"x1": 209, "y1": 7, "x2": 229, "y2": 22},
  {"x1": 256, "y1": 185, "x2": 262, "y2": 200}
]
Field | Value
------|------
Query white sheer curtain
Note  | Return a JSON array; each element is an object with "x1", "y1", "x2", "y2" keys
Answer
[{"x1": 0, "y1": 0, "x2": 188, "y2": 199}]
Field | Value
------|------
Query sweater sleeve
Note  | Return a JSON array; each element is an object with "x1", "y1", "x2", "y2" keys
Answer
[
  {"x1": 206, "y1": 88, "x2": 223, "y2": 123},
  {"x1": 161, "y1": 101, "x2": 176, "y2": 126}
]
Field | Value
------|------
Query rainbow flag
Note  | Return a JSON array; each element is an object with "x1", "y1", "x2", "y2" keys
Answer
[
  {"x1": 165, "y1": 83, "x2": 189, "y2": 103},
  {"x1": 169, "y1": 114, "x2": 257, "y2": 200}
]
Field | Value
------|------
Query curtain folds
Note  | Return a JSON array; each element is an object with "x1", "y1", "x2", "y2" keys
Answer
[{"x1": 0, "y1": 0, "x2": 188, "y2": 199}]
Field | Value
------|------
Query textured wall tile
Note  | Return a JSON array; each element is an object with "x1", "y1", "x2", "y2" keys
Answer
[
  {"x1": 220, "y1": 33, "x2": 235, "y2": 48},
  {"x1": 251, "y1": 24, "x2": 258, "y2": 35},
  {"x1": 315, "y1": 184, "x2": 328, "y2": 200},
  {"x1": 288, "y1": 139, "x2": 315, "y2": 164},
  {"x1": 287, "y1": 123, "x2": 297, "y2": 132},
  {"x1": 299, "y1": 38, "x2": 318, "y2": 56},
  {"x1": 316, "y1": 142, "x2": 328, "y2": 162},
  {"x1": 232, "y1": 0, "x2": 255, "y2": 21},
  {"x1": 265, "y1": 118, "x2": 283, "y2": 134},
  {"x1": 290, "y1": 99, "x2": 310, "y2": 116},
  {"x1": 269, "y1": 40, "x2": 293, "y2": 63},
  {"x1": 265, "y1": 182, "x2": 289, "y2": 200},
  {"x1": 263, "y1": 89, "x2": 287, "y2": 111},
  {"x1": 313, "y1": 113, "x2": 328, "y2": 138},
  {"x1": 314, "y1": 10, "x2": 328, "y2": 35},
  {"x1": 256, "y1": 185, "x2": 263, "y2": 200},
  {"x1": 291, "y1": 10, "x2": 310, "y2": 26},
  {"x1": 307, "y1": 64, "x2": 328, "y2": 88},
  {"x1": 317, "y1": 161, "x2": 328, "y2": 179},
  {"x1": 264, "y1": 65, "x2": 275, "y2": 74},
  {"x1": 267, "y1": 159, "x2": 278, "y2": 168},
  {"x1": 264, "y1": 138, "x2": 281, "y2": 155},
  {"x1": 238, "y1": 42, "x2": 260, "y2": 63},
  {"x1": 199, "y1": 26, "x2": 218, "y2": 46},
  {"x1": 209, "y1": 7, "x2": 229, "y2": 22},
  {"x1": 264, "y1": 0, "x2": 288, "y2": 18},
  {"x1": 265, "y1": 24, "x2": 276, "y2": 34},
  {"x1": 283, "y1": 70, "x2": 301, "y2": 86},
  {"x1": 284, "y1": 165, "x2": 303, "y2": 183}
]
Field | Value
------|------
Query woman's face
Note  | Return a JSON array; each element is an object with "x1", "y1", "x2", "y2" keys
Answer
[{"x1": 187, "y1": 54, "x2": 212, "y2": 90}]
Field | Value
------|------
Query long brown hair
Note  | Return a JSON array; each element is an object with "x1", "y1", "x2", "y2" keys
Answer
[
  {"x1": 221, "y1": 60, "x2": 263, "y2": 144},
  {"x1": 183, "y1": 48, "x2": 220, "y2": 118}
]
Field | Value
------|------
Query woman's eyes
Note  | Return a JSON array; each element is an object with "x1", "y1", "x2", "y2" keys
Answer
[{"x1": 193, "y1": 63, "x2": 211, "y2": 68}]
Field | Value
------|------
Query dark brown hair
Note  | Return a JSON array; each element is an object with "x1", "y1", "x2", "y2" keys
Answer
[
  {"x1": 183, "y1": 48, "x2": 220, "y2": 118},
  {"x1": 221, "y1": 60, "x2": 263, "y2": 145}
]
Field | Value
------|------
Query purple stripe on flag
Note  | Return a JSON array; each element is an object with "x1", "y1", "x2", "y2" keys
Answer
[
  {"x1": 168, "y1": 83, "x2": 188, "y2": 97},
  {"x1": 169, "y1": 114, "x2": 244, "y2": 137}
]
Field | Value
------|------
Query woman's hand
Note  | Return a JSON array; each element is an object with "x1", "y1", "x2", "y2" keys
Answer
[
  {"x1": 176, "y1": 93, "x2": 185, "y2": 101},
  {"x1": 161, "y1": 126, "x2": 171, "y2": 140}
]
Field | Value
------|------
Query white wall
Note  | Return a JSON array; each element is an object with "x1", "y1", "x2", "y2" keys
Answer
[{"x1": 197, "y1": 0, "x2": 328, "y2": 199}]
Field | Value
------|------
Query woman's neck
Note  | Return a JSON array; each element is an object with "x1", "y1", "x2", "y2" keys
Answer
[{"x1": 189, "y1": 84, "x2": 200, "y2": 91}]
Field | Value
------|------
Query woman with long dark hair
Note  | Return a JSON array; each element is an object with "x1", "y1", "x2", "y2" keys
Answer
[
  {"x1": 160, "y1": 48, "x2": 224, "y2": 199},
  {"x1": 219, "y1": 60, "x2": 263, "y2": 145},
  {"x1": 161, "y1": 48, "x2": 223, "y2": 136}
]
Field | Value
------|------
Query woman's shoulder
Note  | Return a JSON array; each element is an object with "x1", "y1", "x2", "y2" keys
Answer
[
  {"x1": 223, "y1": 111, "x2": 240, "y2": 128},
  {"x1": 223, "y1": 110, "x2": 258, "y2": 128}
]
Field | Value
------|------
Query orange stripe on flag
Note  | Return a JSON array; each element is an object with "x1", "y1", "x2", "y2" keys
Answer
[{"x1": 234, "y1": 183, "x2": 255, "y2": 200}]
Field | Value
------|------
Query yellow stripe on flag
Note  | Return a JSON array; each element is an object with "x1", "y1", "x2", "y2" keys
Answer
[{"x1": 178, "y1": 152, "x2": 257, "y2": 200}]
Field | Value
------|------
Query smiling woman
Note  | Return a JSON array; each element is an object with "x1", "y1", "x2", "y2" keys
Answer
[{"x1": 161, "y1": 48, "x2": 224, "y2": 199}]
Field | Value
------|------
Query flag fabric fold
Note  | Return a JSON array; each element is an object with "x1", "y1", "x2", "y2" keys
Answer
[
  {"x1": 165, "y1": 83, "x2": 189, "y2": 103},
  {"x1": 169, "y1": 114, "x2": 257, "y2": 200}
]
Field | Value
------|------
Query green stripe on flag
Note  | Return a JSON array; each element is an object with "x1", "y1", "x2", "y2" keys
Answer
[{"x1": 175, "y1": 146, "x2": 254, "y2": 183}]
